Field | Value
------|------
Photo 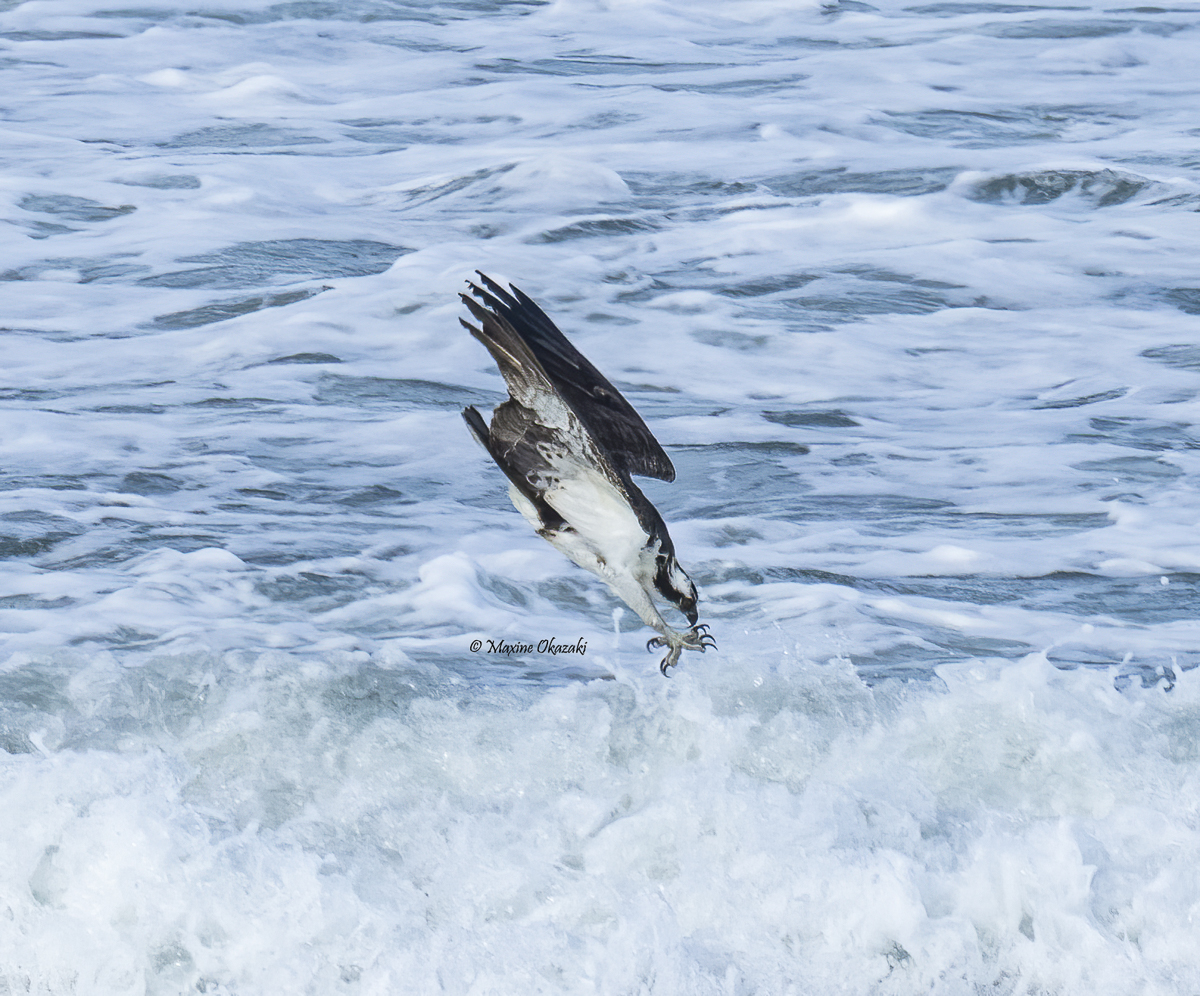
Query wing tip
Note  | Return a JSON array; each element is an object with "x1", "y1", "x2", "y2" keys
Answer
[{"x1": 474, "y1": 271, "x2": 518, "y2": 306}]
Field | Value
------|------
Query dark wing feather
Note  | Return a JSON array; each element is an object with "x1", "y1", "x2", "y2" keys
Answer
[
  {"x1": 459, "y1": 297, "x2": 554, "y2": 414},
  {"x1": 462, "y1": 404, "x2": 566, "y2": 533},
  {"x1": 466, "y1": 273, "x2": 676, "y2": 483}
]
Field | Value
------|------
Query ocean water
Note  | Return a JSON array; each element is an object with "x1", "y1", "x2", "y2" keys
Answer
[{"x1": 3, "y1": 0, "x2": 1200, "y2": 991}]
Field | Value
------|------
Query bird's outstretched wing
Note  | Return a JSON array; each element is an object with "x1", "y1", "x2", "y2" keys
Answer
[
  {"x1": 460, "y1": 272, "x2": 676, "y2": 483},
  {"x1": 462, "y1": 403, "x2": 567, "y2": 534}
]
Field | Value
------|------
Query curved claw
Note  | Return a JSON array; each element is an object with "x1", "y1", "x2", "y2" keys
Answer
[
  {"x1": 683, "y1": 624, "x2": 717, "y2": 653},
  {"x1": 646, "y1": 625, "x2": 714, "y2": 675},
  {"x1": 658, "y1": 644, "x2": 682, "y2": 676}
]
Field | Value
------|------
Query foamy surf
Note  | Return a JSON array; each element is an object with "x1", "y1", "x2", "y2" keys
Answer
[{"x1": 3, "y1": 646, "x2": 1197, "y2": 993}]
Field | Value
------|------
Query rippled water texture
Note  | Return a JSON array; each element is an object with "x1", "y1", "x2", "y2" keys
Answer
[{"x1": 2, "y1": 0, "x2": 1200, "y2": 992}]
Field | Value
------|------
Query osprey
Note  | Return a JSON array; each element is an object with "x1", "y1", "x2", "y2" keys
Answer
[{"x1": 460, "y1": 272, "x2": 715, "y2": 674}]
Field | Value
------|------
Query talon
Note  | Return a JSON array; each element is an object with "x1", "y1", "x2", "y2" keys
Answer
[
  {"x1": 647, "y1": 636, "x2": 667, "y2": 652},
  {"x1": 659, "y1": 657, "x2": 674, "y2": 677}
]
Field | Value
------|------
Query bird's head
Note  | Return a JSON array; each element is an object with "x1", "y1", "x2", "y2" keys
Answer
[{"x1": 656, "y1": 555, "x2": 698, "y2": 627}]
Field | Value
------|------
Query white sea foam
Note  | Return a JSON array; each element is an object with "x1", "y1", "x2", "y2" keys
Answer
[{"x1": 3, "y1": 649, "x2": 1200, "y2": 993}]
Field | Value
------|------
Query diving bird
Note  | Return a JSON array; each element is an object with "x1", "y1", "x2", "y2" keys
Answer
[{"x1": 460, "y1": 272, "x2": 714, "y2": 674}]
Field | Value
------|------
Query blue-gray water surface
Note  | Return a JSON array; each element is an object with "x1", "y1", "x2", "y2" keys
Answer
[{"x1": 2, "y1": 0, "x2": 1200, "y2": 992}]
